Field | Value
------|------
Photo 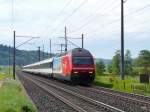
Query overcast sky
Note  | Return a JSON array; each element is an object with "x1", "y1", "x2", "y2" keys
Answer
[{"x1": 0, "y1": 0, "x2": 150, "y2": 59}]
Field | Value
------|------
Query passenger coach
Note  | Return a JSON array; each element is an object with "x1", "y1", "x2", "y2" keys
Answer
[{"x1": 23, "y1": 48, "x2": 95, "y2": 85}]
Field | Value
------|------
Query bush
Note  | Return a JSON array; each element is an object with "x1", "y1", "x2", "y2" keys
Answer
[
  {"x1": 94, "y1": 81, "x2": 113, "y2": 88},
  {"x1": 109, "y1": 75, "x2": 116, "y2": 83}
]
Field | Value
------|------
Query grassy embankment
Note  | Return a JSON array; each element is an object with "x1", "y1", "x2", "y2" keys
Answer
[
  {"x1": 94, "y1": 74, "x2": 150, "y2": 96},
  {"x1": 0, "y1": 67, "x2": 37, "y2": 112}
]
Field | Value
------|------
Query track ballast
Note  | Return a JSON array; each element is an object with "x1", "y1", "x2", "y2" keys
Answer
[{"x1": 17, "y1": 72, "x2": 150, "y2": 112}]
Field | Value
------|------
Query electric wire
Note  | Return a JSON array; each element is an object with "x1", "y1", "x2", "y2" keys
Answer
[
  {"x1": 65, "y1": 0, "x2": 109, "y2": 28},
  {"x1": 82, "y1": 4, "x2": 150, "y2": 37},
  {"x1": 41, "y1": 0, "x2": 73, "y2": 38},
  {"x1": 50, "y1": 0, "x2": 88, "y2": 38},
  {"x1": 61, "y1": 0, "x2": 88, "y2": 24},
  {"x1": 69, "y1": 2, "x2": 120, "y2": 34},
  {"x1": 67, "y1": 39, "x2": 80, "y2": 48}
]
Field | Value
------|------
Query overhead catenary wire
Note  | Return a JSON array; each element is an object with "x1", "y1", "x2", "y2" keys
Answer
[
  {"x1": 69, "y1": 3, "x2": 150, "y2": 36},
  {"x1": 80, "y1": 4, "x2": 150, "y2": 37},
  {"x1": 11, "y1": 0, "x2": 15, "y2": 30},
  {"x1": 46, "y1": 0, "x2": 118, "y2": 39},
  {"x1": 108, "y1": 16, "x2": 150, "y2": 35},
  {"x1": 60, "y1": 0, "x2": 88, "y2": 24},
  {"x1": 70, "y1": 2, "x2": 120, "y2": 34},
  {"x1": 55, "y1": 0, "x2": 73, "y2": 20},
  {"x1": 43, "y1": 0, "x2": 73, "y2": 33},
  {"x1": 65, "y1": 0, "x2": 109, "y2": 27},
  {"x1": 50, "y1": 0, "x2": 88, "y2": 38},
  {"x1": 67, "y1": 39, "x2": 80, "y2": 48},
  {"x1": 38, "y1": 0, "x2": 73, "y2": 40},
  {"x1": 86, "y1": 19, "x2": 150, "y2": 43}
]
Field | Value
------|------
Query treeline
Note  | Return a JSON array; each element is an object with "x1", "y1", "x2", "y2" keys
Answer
[
  {"x1": 96, "y1": 50, "x2": 150, "y2": 76},
  {"x1": 0, "y1": 44, "x2": 55, "y2": 66}
]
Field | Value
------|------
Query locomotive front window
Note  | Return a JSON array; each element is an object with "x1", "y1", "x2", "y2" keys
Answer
[{"x1": 73, "y1": 57, "x2": 93, "y2": 65}]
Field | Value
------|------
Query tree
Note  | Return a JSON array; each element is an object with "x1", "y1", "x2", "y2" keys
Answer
[
  {"x1": 111, "y1": 50, "x2": 120, "y2": 75},
  {"x1": 107, "y1": 64, "x2": 113, "y2": 74},
  {"x1": 136, "y1": 50, "x2": 150, "y2": 74},
  {"x1": 96, "y1": 60, "x2": 105, "y2": 75},
  {"x1": 125, "y1": 50, "x2": 133, "y2": 75},
  {"x1": 0, "y1": 66, "x2": 2, "y2": 71}
]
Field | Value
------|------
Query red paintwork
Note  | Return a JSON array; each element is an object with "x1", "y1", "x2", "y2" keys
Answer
[
  {"x1": 62, "y1": 54, "x2": 72, "y2": 76},
  {"x1": 62, "y1": 54, "x2": 95, "y2": 76}
]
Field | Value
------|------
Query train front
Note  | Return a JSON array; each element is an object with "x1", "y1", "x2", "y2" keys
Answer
[{"x1": 71, "y1": 48, "x2": 95, "y2": 85}]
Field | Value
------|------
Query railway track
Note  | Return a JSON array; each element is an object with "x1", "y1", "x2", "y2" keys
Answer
[
  {"x1": 77, "y1": 86, "x2": 150, "y2": 112},
  {"x1": 30, "y1": 74, "x2": 150, "y2": 112},
  {"x1": 21, "y1": 74, "x2": 86, "y2": 112},
  {"x1": 19, "y1": 72, "x2": 150, "y2": 112},
  {"x1": 92, "y1": 86, "x2": 150, "y2": 102},
  {"x1": 20, "y1": 73, "x2": 124, "y2": 112}
]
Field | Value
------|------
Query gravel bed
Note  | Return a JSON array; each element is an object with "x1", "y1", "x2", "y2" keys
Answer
[
  {"x1": 37, "y1": 80, "x2": 106, "y2": 112},
  {"x1": 17, "y1": 73, "x2": 76, "y2": 112},
  {"x1": 93, "y1": 86, "x2": 150, "y2": 102},
  {"x1": 20, "y1": 72, "x2": 117, "y2": 112},
  {"x1": 27, "y1": 73, "x2": 150, "y2": 112}
]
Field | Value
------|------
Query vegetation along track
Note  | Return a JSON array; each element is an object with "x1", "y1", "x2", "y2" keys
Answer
[
  {"x1": 19, "y1": 72, "x2": 150, "y2": 112},
  {"x1": 19, "y1": 72, "x2": 124, "y2": 112}
]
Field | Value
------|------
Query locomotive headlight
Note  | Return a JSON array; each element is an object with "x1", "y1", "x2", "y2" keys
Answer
[
  {"x1": 89, "y1": 71, "x2": 93, "y2": 74},
  {"x1": 74, "y1": 71, "x2": 78, "y2": 74}
]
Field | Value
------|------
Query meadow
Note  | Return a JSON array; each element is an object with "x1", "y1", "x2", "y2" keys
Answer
[
  {"x1": 94, "y1": 74, "x2": 150, "y2": 96},
  {"x1": 0, "y1": 66, "x2": 37, "y2": 112}
]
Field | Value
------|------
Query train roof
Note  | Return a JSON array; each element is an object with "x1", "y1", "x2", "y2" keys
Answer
[
  {"x1": 55, "y1": 48, "x2": 92, "y2": 57},
  {"x1": 23, "y1": 58, "x2": 53, "y2": 68},
  {"x1": 71, "y1": 48, "x2": 92, "y2": 57}
]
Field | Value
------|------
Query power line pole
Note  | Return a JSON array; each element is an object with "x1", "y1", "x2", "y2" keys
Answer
[
  {"x1": 13, "y1": 30, "x2": 16, "y2": 79},
  {"x1": 82, "y1": 34, "x2": 84, "y2": 49},
  {"x1": 54, "y1": 43, "x2": 65, "y2": 53},
  {"x1": 43, "y1": 44, "x2": 44, "y2": 60},
  {"x1": 65, "y1": 26, "x2": 67, "y2": 52},
  {"x1": 9, "y1": 46, "x2": 11, "y2": 74},
  {"x1": 121, "y1": 0, "x2": 125, "y2": 80},
  {"x1": 13, "y1": 32, "x2": 40, "y2": 76},
  {"x1": 38, "y1": 46, "x2": 41, "y2": 61},
  {"x1": 47, "y1": 51, "x2": 49, "y2": 58},
  {"x1": 61, "y1": 44, "x2": 63, "y2": 53},
  {"x1": 50, "y1": 39, "x2": 52, "y2": 58}
]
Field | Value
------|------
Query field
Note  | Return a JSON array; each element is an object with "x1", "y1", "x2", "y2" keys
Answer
[
  {"x1": 0, "y1": 74, "x2": 12, "y2": 80},
  {"x1": 94, "y1": 75, "x2": 150, "y2": 96},
  {"x1": 0, "y1": 67, "x2": 37, "y2": 112}
]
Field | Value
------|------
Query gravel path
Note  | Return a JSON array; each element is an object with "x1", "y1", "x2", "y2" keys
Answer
[{"x1": 17, "y1": 73, "x2": 76, "y2": 112}]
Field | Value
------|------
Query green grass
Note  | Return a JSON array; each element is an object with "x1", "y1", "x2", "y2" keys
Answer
[
  {"x1": 0, "y1": 66, "x2": 12, "y2": 74},
  {"x1": 0, "y1": 72, "x2": 37, "y2": 112},
  {"x1": 0, "y1": 66, "x2": 21, "y2": 76},
  {"x1": 0, "y1": 74, "x2": 13, "y2": 80},
  {"x1": 94, "y1": 75, "x2": 150, "y2": 96}
]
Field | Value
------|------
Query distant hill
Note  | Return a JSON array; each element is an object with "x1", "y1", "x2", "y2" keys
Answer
[
  {"x1": 0, "y1": 44, "x2": 55, "y2": 66},
  {"x1": 0, "y1": 44, "x2": 111, "y2": 66}
]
